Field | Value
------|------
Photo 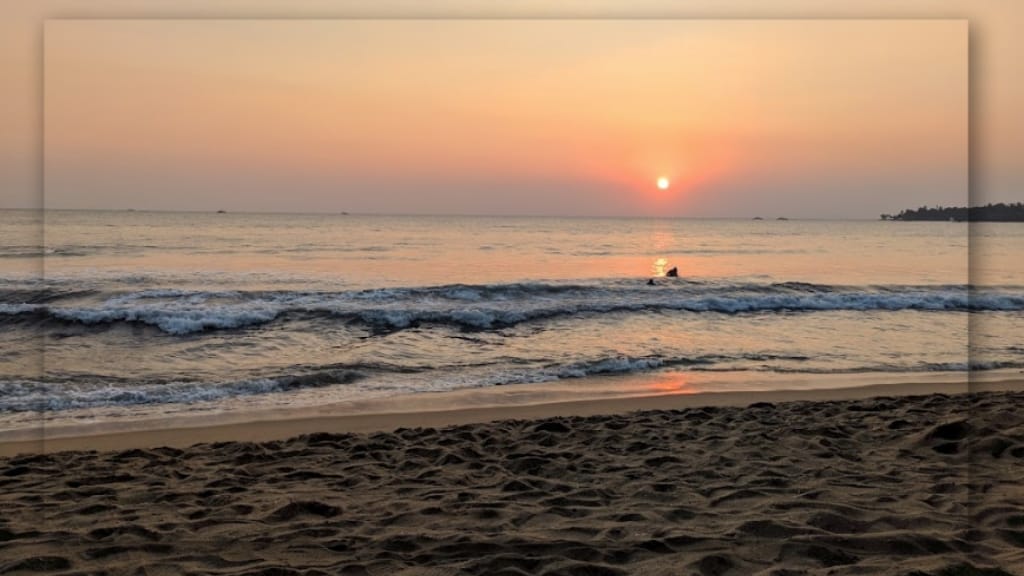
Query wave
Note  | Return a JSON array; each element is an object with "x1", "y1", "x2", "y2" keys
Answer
[
  {"x1": 0, "y1": 245, "x2": 125, "y2": 258},
  {"x1": 480, "y1": 355, "x2": 714, "y2": 386},
  {"x1": 1, "y1": 281, "x2": 1022, "y2": 335},
  {"x1": 0, "y1": 246, "x2": 46, "y2": 259},
  {"x1": 0, "y1": 288, "x2": 100, "y2": 305},
  {"x1": 3, "y1": 355, "x2": 1021, "y2": 414},
  {"x1": 691, "y1": 361, "x2": 1024, "y2": 374},
  {"x1": 479, "y1": 355, "x2": 1024, "y2": 386},
  {"x1": 0, "y1": 368, "x2": 364, "y2": 413}
]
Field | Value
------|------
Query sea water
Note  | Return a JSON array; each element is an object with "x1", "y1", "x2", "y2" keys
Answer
[{"x1": 1, "y1": 210, "x2": 1022, "y2": 434}]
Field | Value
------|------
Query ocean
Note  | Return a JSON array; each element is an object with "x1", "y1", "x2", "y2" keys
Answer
[{"x1": 2, "y1": 210, "x2": 1022, "y2": 436}]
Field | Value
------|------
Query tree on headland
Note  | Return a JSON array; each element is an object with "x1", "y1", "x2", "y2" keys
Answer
[{"x1": 881, "y1": 202, "x2": 1024, "y2": 222}]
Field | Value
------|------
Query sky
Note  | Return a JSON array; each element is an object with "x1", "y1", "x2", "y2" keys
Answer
[{"x1": 7, "y1": 2, "x2": 1018, "y2": 219}]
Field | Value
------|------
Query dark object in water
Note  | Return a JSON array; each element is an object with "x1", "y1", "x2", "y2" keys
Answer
[
  {"x1": 666, "y1": 267, "x2": 678, "y2": 277},
  {"x1": 647, "y1": 278, "x2": 656, "y2": 286}
]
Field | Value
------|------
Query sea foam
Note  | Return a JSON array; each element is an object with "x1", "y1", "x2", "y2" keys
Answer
[{"x1": 0, "y1": 281, "x2": 1021, "y2": 335}]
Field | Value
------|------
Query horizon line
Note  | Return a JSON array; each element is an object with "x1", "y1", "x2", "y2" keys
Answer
[{"x1": 0, "y1": 207, "x2": 902, "y2": 221}]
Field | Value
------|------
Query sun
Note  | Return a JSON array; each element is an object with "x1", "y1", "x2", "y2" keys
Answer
[{"x1": 657, "y1": 177, "x2": 670, "y2": 190}]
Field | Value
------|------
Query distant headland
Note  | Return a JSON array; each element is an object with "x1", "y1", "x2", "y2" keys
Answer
[{"x1": 881, "y1": 202, "x2": 1024, "y2": 222}]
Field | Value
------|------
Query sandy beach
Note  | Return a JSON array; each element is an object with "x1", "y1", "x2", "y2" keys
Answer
[{"x1": 2, "y1": 380, "x2": 1022, "y2": 575}]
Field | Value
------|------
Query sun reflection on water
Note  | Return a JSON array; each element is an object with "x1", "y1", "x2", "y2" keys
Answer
[
  {"x1": 652, "y1": 257, "x2": 669, "y2": 277},
  {"x1": 644, "y1": 374, "x2": 697, "y2": 394}
]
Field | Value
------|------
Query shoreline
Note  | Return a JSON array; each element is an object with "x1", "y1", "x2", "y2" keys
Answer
[{"x1": 3, "y1": 375, "x2": 1022, "y2": 457}]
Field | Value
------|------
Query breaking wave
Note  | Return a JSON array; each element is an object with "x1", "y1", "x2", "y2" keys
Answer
[{"x1": 0, "y1": 280, "x2": 1021, "y2": 335}]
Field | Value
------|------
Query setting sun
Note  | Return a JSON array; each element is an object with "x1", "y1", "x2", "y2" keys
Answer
[{"x1": 657, "y1": 177, "x2": 670, "y2": 190}]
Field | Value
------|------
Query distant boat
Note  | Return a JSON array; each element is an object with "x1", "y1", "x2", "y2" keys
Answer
[
  {"x1": 341, "y1": 211, "x2": 349, "y2": 215},
  {"x1": 216, "y1": 210, "x2": 227, "y2": 214},
  {"x1": 752, "y1": 216, "x2": 763, "y2": 220},
  {"x1": 776, "y1": 217, "x2": 789, "y2": 221}
]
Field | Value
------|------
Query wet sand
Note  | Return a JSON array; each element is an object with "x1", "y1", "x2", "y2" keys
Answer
[{"x1": 1, "y1": 381, "x2": 1023, "y2": 575}]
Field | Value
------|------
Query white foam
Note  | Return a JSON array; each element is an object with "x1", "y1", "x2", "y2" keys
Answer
[
  {"x1": 0, "y1": 303, "x2": 41, "y2": 314},
  {"x1": 4, "y1": 282, "x2": 1023, "y2": 335},
  {"x1": 49, "y1": 304, "x2": 280, "y2": 335}
]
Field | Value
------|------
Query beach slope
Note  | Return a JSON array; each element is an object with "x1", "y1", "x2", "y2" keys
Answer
[{"x1": 1, "y1": 390, "x2": 1022, "y2": 575}]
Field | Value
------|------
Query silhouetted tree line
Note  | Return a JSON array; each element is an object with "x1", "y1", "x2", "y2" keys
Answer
[{"x1": 880, "y1": 202, "x2": 1024, "y2": 222}]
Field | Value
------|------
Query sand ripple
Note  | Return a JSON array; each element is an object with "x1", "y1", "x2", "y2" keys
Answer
[{"x1": 1, "y1": 391, "x2": 1022, "y2": 575}]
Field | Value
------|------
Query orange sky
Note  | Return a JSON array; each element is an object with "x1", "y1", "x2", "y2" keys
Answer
[{"x1": 42, "y1": 19, "x2": 965, "y2": 217}]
